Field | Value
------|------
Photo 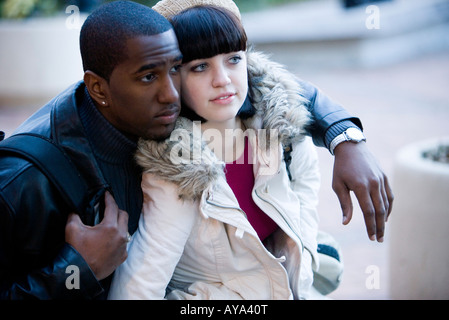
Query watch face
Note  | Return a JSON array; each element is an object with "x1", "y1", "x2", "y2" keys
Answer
[{"x1": 346, "y1": 128, "x2": 365, "y2": 142}]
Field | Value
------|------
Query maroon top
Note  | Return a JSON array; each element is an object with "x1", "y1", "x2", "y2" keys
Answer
[{"x1": 225, "y1": 139, "x2": 278, "y2": 241}]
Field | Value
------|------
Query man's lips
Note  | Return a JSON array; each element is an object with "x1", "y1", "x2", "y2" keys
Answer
[{"x1": 155, "y1": 107, "x2": 179, "y2": 124}]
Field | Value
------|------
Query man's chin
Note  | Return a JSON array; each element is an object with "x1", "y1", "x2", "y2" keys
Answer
[{"x1": 144, "y1": 125, "x2": 175, "y2": 142}]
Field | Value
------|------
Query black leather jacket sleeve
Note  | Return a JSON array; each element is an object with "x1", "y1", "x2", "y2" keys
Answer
[
  {"x1": 0, "y1": 160, "x2": 104, "y2": 300},
  {"x1": 298, "y1": 79, "x2": 363, "y2": 148},
  {"x1": 0, "y1": 243, "x2": 103, "y2": 300}
]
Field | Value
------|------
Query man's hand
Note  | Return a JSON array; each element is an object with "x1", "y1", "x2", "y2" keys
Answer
[
  {"x1": 332, "y1": 141, "x2": 394, "y2": 242},
  {"x1": 65, "y1": 191, "x2": 129, "y2": 280}
]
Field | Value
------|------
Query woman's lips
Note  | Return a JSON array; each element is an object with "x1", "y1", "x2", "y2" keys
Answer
[{"x1": 211, "y1": 93, "x2": 236, "y2": 105}]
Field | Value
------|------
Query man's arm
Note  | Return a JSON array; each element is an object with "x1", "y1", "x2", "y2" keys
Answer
[
  {"x1": 299, "y1": 79, "x2": 394, "y2": 242},
  {"x1": 0, "y1": 183, "x2": 103, "y2": 299},
  {"x1": 298, "y1": 79, "x2": 362, "y2": 148},
  {"x1": 0, "y1": 242, "x2": 103, "y2": 300},
  {"x1": 0, "y1": 164, "x2": 127, "y2": 299}
]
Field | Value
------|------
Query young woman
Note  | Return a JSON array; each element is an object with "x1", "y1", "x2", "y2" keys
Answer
[{"x1": 108, "y1": 5, "x2": 326, "y2": 300}]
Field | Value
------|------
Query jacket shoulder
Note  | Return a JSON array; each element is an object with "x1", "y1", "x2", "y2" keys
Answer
[
  {"x1": 0, "y1": 155, "x2": 63, "y2": 216},
  {"x1": 0, "y1": 156, "x2": 34, "y2": 191},
  {"x1": 13, "y1": 81, "x2": 84, "y2": 136}
]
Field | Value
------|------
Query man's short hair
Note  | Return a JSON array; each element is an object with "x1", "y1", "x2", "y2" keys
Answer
[{"x1": 80, "y1": 1, "x2": 173, "y2": 81}]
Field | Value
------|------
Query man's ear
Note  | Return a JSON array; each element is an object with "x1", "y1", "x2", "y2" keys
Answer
[{"x1": 84, "y1": 71, "x2": 110, "y2": 107}]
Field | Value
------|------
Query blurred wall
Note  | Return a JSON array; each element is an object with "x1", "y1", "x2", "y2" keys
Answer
[{"x1": 0, "y1": 14, "x2": 86, "y2": 107}]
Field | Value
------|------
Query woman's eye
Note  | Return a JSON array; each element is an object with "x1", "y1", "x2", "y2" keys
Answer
[
  {"x1": 192, "y1": 63, "x2": 207, "y2": 72},
  {"x1": 229, "y1": 55, "x2": 242, "y2": 64}
]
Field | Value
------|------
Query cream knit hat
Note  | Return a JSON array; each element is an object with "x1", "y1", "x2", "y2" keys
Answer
[{"x1": 153, "y1": 0, "x2": 242, "y2": 21}]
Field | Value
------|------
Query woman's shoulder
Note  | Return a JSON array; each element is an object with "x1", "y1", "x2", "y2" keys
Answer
[
  {"x1": 136, "y1": 117, "x2": 225, "y2": 201},
  {"x1": 246, "y1": 50, "x2": 312, "y2": 147}
]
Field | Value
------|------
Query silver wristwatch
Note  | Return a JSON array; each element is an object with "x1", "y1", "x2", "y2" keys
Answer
[{"x1": 330, "y1": 128, "x2": 366, "y2": 155}]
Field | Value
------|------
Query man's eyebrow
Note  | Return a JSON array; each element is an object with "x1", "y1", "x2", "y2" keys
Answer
[
  {"x1": 135, "y1": 55, "x2": 183, "y2": 74},
  {"x1": 135, "y1": 63, "x2": 158, "y2": 74},
  {"x1": 173, "y1": 54, "x2": 183, "y2": 63}
]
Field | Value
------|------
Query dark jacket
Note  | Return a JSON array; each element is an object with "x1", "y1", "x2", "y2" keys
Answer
[
  {"x1": 0, "y1": 79, "x2": 360, "y2": 300},
  {"x1": 0, "y1": 82, "x2": 122, "y2": 299},
  {"x1": 299, "y1": 80, "x2": 362, "y2": 148}
]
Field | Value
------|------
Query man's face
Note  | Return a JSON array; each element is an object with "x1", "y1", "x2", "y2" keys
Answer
[{"x1": 102, "y1": 29, "x2": 183, "y2": 141}]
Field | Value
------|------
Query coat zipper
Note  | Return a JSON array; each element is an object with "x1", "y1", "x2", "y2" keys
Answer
[
  {"x1": 206, "y1": 199, "x2": 289, "y2": 265},
  {"x1": 206, "y1": 193, "x2": 304, "y2": 254},
  {"x1": 254, "y1": 189, "x2": 305, "y2": 252}
]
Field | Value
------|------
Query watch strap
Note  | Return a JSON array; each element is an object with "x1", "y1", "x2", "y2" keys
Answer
[{"x1": 330, "y1": 128, "x2": 365, "y2": 155}]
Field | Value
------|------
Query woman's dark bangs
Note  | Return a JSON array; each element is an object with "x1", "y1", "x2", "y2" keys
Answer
[{"x1": 171, "y1": 6, "x2": 247, "y2": 63}]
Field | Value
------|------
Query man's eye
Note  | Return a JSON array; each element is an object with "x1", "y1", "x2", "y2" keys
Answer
[
  {"x1": 141, "y1": 74, "x2": 156, "y2": 83},
  {"x1": 170, "y1": 64, "x2": 182, "y2": 74}
]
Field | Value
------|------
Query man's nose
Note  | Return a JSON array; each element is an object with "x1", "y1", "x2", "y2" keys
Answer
[{"x1": 158, "y1": 75, "x2": 180, "y2": 104}]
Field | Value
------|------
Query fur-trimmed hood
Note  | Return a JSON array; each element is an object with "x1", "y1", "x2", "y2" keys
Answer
[
  {"x1": 244, "y1": 50, "x2": 311, "y2": 145},
  {"x1": 135, "y1": 51, "x2": 311, "y2": 200}
]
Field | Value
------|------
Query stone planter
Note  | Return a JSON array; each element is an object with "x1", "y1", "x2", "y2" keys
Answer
[{"x1": 390, "y1": 137, "x2": 449, "y2": 299}]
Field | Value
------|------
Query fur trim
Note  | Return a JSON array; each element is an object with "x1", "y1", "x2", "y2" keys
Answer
[
  {"x1": 136, "y1": 51, "x2": 312, "y2": 200},
  {"x1": 245, "y1": 50, "x2": 311, "y2": 146},
  {"x1": 136, "y1": 118, "x2": 224, "y2": 201}
]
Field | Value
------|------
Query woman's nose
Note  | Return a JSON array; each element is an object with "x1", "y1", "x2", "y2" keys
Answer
[{"x1": 212, "y1": 65, "x2": 231, "y2": 88}]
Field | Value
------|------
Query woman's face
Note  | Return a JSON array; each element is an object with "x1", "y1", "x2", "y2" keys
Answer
[{"x1": 180, "y1": 51, "x2": 248, "y2": 125}]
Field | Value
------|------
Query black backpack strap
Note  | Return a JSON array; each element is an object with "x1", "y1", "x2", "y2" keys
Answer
[{"x1": 0, "y1": 133, "x2": 88, "y2": 215}]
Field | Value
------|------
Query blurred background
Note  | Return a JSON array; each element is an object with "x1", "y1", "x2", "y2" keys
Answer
[{"x1": 1, "y1": 0, "x2": 448, "y2": 299}]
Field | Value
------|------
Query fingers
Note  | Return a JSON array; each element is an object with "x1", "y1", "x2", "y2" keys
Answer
[
  {"x1": 66, "y1": 212, "x2": 82, "y2": 225},
  {"x1": 101, "y1": 191, "x2": 129, "y2": 229},
  {"x1": 332, "y1": 182, "x2": 353, "y2": 225},
  {"x1": 384, "y1": 175, "x2": 394, "y2": 221},
  {"x1": 352, "y1": 188, "x2": 377, "y2": 241},
  {"x1": 101, "y1": 192, "x2": 129, "y2": 250},
  {"x1": 371, "y1": 174, "x2": 394, "y2": 241},
  {"x1": 101, "y1": 191, "x2": 119, "y2": 224},
  {"x1": 332, "y1": 141, "x2": 393, "y2": 243},
  {"x1": 65, "y1": 212, "x2": 84, "y2": 243},
  {"x1": 354, "y1": 177, "x2": 389, "y2": 243},
  {"x1": 335, "y1": 176, "x2": 391, "y2": 243}
]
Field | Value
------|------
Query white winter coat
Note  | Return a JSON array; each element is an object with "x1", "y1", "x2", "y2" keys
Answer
[{"x1": 108, "y1": 52, "x2": 321, "y2": 300}]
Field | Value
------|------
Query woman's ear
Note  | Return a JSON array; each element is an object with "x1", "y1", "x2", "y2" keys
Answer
[{"x1": 84, "y1": 70, "x2": 110, "y2": 107}]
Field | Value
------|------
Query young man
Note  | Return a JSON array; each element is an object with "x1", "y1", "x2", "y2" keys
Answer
[
  {"x1": 0, "y1": 0, "x2": 391, "y2": 300},
  {"x1": 0, "y1": 1, "x2": 182, "y2": 299}
]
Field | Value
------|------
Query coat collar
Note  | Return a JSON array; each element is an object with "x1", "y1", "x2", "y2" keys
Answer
[{"x1": 49, "y1": 82, "x2": 109, "y2": 191}]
